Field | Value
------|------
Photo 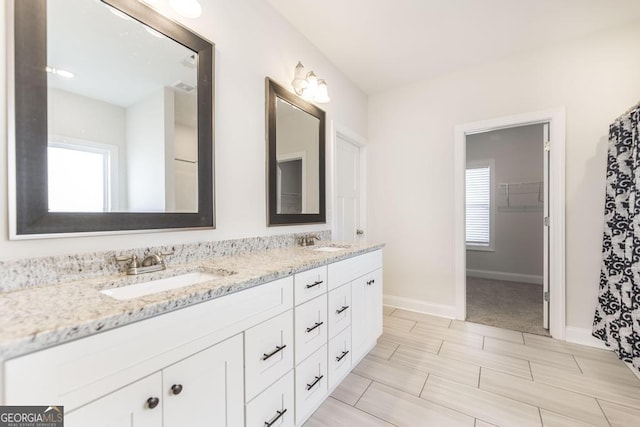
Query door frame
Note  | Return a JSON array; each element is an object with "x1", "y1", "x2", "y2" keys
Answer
[
  {"x1": 331, "y1": 122, "x2": 368, "y2": 241},
  {"x1": 454, "y1": 108, "x2": 566, "y2": 339}
]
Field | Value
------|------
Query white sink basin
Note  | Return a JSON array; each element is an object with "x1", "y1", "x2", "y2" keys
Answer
[
  {"x1": 101, "y1": 272, "x2": 220, "y2": 300},
  {"x1": 312, "y1": 246, "x2": 348, "y2": 252}
]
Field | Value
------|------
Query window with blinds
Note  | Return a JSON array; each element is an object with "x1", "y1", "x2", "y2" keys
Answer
[{"x1": 466, "y1": 165, "x2": 491, "y2": 246}]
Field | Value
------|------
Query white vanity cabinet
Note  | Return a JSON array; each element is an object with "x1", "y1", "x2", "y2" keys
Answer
[
  {"x1": 329, "y1": 250, "x2": 383, "y2": 365},
  {"x1": 65, "y1": 334, "x2": 244, "y2": 427},
  {"x1": 1, "y1": 248, "x2": 383, "y2": 427}
]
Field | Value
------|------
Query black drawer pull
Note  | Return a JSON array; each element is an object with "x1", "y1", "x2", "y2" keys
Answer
[
  {"x1": 264, "y1": 408, "x2": 287, "y2": 426},
  {"x1": 306, "y1": 374, "x2": 324, "y2": 391},
  {"x1": 306, "y1": 280, "x2": 323, "y2": 289},
  {"x1": 336, "y1": 305, "x2": 350, "y2": 314},
  {"x1": 171, "y1": 384, "x2": 183, "y2": 395},
  {"x1": 367, "y1": 279, "x2": 375, "y2": 285},
  {"x1": 262, "y1": 344, "x2": 287, "y2": 361},
  {"x1": 306, "y1": 321, "x2": 324, "y2": 333},
  {"x1": 336, "y1": 350, "x2": 350, "y2": 362}
]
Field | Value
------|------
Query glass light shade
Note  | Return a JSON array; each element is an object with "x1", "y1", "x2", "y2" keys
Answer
[
  {"x1": 315, "y1": 79, "x2": 330, "y2": 103},
  {"x1": 291, "y1": 61, "x2": 308, "y2": 95},
  {"x1": 303, "y1": 71, "x2": 318, "y2": 99},
  {"x1": 169, "y1": 0, "x2": 202, "y2": 18}
]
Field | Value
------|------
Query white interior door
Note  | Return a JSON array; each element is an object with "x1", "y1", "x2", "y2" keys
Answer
[
  {"x1": 543, "y1": 123, "x2": 550, "y2": 330},
  {"x1": 336, "y1": 137, "x2": 361, "y2": 242}
]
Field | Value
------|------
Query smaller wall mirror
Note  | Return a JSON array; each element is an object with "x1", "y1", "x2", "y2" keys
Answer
[{"x1": 266, "y1": 78, "x2": 326, "y2": 225}]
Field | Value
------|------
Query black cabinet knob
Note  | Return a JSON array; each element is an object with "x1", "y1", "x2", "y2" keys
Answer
[
  {"x1": 147, "y1": 397, "x2": 160, "y2": 409},
  {"x1": 171, "y1": 384, "x2": 183, "y2": 395}
]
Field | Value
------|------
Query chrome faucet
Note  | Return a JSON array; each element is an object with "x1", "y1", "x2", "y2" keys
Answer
[
  {"x1": 115, "y1": 251, "x2": 174, "y2": 275},
  {"x1": 298, "y1": 234, "x2": 320, "y2": 246}
]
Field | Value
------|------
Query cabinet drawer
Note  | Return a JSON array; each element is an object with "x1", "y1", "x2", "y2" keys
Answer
[
  {"x1": 246, "y1": 370, "x2": 294, "y2": 427},
  {"x1": 328, "y1": 283, "x2": 351, "y2": 339},
  {"x1": 245, "y1": 310, "x2": 294, "y2": 401},
  {"x1": 294, "y1": 294, "x2": 328, "y2": 364},
  {"x1": 295, "y1": 344, "x2": 328, "y2": 424},
  {"x1": 328, "y1": 250, "x2": 383, "y2": 290},
  {"x1": 294, "y1": 266, "x2": 327, "y2": 306},
  {"x1": 328, "y1": 326, "x2": 352, "y2": 390}
]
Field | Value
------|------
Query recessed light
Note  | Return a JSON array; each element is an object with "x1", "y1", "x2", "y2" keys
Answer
[
  {"x1": 106, "y1": 4, "x2": 132, "y2": 21},
  {"x1": 145, "y1": 26, "x2": 164, "y2": 38},
  {"x1": 46, "y1": 66, "x2": 74, "y2": 79}
]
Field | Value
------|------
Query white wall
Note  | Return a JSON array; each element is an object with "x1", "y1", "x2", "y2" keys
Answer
[
  {"x1": 0, "y1": 0, "x2": 367, "y2": 259},
  {"x1": 126, "y1": 88, "x2": 170, "y2": 212},
  {"x1": 466, "y1": 124, "x2": 544, "y2": 279},
  {"x1": 276, "y1": 103, "x2": 320, "y2": 213},
  {"x1": 368, "y1": 21, "x2": 640, "y2": 330}
]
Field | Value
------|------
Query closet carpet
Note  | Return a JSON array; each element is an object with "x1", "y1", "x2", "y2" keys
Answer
[
  {"x1": 304, "y1": 308, "x2": 640, "y2": 427},
  {"x1": 466, "y1": 276, "x2": 550, "y2": 337}
]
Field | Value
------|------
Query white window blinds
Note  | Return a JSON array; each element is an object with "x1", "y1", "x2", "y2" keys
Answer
[{"x1": 466, "y1": 166, "x2": 491, "y2": 245}]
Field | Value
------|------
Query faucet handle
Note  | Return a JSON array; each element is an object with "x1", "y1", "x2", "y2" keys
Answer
[
  {"x1": 115, "y1": 254, "x2": 140, "y2": 268},
  {"x1": 148, "y1": 251, "x2": 174, "y2": 266}
]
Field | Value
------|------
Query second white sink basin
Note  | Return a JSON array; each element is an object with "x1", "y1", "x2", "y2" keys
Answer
[
  {"x1": 312, "y1": 246, "x2": 346, "y2": 252},
  {"x1": 101, "y1": 272, "x2": 220, "y2": 300}
]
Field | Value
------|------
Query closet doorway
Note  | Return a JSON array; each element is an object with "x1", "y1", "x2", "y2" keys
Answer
[
  {"x1": 465, "y1": 124, "x2": 548, "y2": 335},
  {"x1": 454, "y1": 110, "x2": 566, "y2": 339}
]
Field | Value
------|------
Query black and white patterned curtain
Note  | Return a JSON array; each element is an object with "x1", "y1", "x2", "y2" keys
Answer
[{"x1": 593, "y1": 102, "x2": 640, "y2": 372}]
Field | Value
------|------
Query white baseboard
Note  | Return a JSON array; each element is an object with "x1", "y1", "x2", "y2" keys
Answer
[
  {"x1": 565, "y1": 327, "x2": 640, "y2": 379},
  {"x1": 383, "y1": 295, "x2": 456, "y2": 319},
  {"x1": 466, "y1": 269, "x2": 543, "y2": 285},
  {"x1": 564, "y1": 326, "x2": 610, "y2": 350}
]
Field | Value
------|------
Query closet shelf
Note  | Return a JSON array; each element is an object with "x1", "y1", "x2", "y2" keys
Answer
[{"x1": 497, "y1": 181, "x2": 544, "y2": 211}]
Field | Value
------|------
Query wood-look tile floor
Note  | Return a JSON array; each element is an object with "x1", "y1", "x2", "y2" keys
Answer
[{"x1": 304, "y1": 307, "x2": 640, "y2": 427}]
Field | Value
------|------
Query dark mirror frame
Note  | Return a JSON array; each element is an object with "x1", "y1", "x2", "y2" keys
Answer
[
  {"x1": 266, "y1": 78, "x2": 326, "y2": 226},
  {"x1": 11, "y1": 0, "x2": 214, "y2": 236}
]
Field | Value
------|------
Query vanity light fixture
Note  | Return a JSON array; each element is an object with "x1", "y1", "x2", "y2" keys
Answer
[
  {"x1": 291, "y1": 61, "x2": 330, "y2": 103},
  {"x1": 169, "y1": 0, "x2": 202, "y2": 18},
  {"x1": 46, "y1": 66, "x2": 74, "y2": 79}
]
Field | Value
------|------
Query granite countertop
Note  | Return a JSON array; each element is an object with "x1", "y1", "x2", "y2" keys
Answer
[{"x1": 0, "y1": 242, "x2": 383, "y2": 361}]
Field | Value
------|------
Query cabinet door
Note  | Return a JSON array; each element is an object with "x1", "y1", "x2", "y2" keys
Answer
[
  {"x1": 163, "y1": 334, "x2": 244, "y2": 427},
  {"x1": 351, "y1": 268, "x2": 383, "y2": 364},
  {"x1": 65, "y1": 372, "x2": 162, "y2": 427},
  {"x1": 368, "y1": 268, "x2": 383, "y2": 343}
]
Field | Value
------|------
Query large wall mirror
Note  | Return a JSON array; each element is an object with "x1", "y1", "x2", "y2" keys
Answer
[
  {"x1": 10, "y1": 0, "x2": 214, "y2": 237},
  {"x1": 266, "y1": 78, "x2": 326, "y2": 226}
]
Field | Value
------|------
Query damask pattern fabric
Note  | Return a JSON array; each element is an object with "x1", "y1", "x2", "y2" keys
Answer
[{"x1": 593, "y1": 103, "x2": 640, "y2": 372}]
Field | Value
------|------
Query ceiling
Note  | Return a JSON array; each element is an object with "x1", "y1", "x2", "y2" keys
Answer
[
  {"x1": 266, "y1": 0, "x2": 640, "y2": 95},
  {"x1": 48, "y1": 0, "x2": 197, "y2": 109}
]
